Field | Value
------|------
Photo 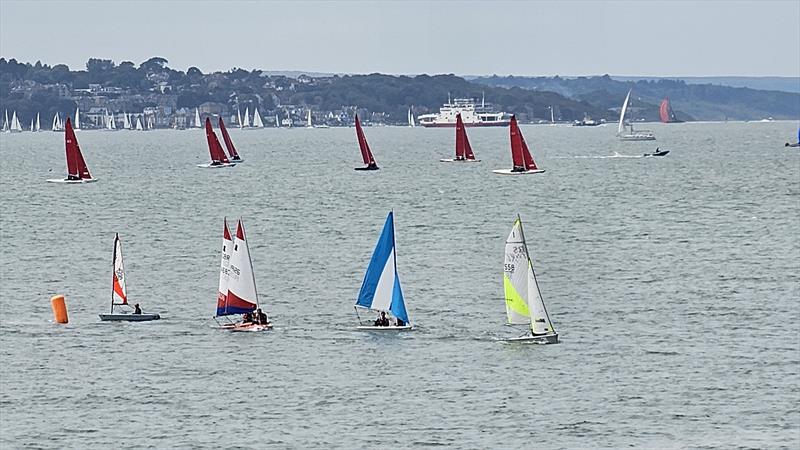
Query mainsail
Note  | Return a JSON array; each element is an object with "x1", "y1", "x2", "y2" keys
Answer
[
  {"x1": 74, "y1": 107, "x2": 80, "y2": 130},
  {"x1": 222, "y1": 219, "x2": 259, "y2": 316},
  {"x1": 64, "y1": 117, "x2": 92, "y2": 179},
  {"x1": 204, "y1": 118, "x2": 230, "y2": 163},
  {"x1": 659, "y1": 97, "x2": 679, "y2": 123},
  {"x1": 503, "y1": 216, "x2": 556, "y2": 335},
  {"x1": 111, "y1": 233, "x2": 128, "y2": 310},
  {"x1": 218, "y1": 117, "x2": 241, "y2": 160},
  {"x1": 618, "y1": 89, "x2": 631, "y2": 134},
  {"x1": 216, "y1": 219, "x2": 234, "y2": 315},
  {"x1": 509, "y1": 116, "x2": 539, "y2": 171},
  {"x1": 355, "y1": 114, "x2": 377, "y2": 166},
  {"x1": 306, "y1": 109, "x2": 312, "y2": 128},
  {"x1": 2, "y1": 110, "x2": 8, "y2": 132},
  {"x1": 355, "y1": 212, "x2": 409, "y2": 324},
  {"x1": 35, "y1": 113, "x2": 41, "y2": 131},
  {"x1": 253, "y1": 108, "x2": 264, "y2": 128},
  {"x1": 243, "y1": 107, "x2": 251, "y2": 128},
  {"x1": 455, "y1": 113, "x2": 476, "y2": 160}
]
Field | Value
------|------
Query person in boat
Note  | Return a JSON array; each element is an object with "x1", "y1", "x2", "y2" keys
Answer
[
  {"x1": 373, "y1": 311, "x2": 390, "y2": 327},
  {"x1": 255, "y1": 308, "x2": 269, "y2": 325},
  {"x1": 67, "y1": 174, "x2": 80, "y2": 181},
  {"x1": 511, "y1": 165, "x2": 526, "y2": 173},
  {"x1": 133, "y1": 304, "x2": 142, "y2": 315},
  {"x1": 209, "y1": 160, "x2": 223, "y2": 166},
  {"x1": 396, "y1": 317, "x2": 405, "y2": 327},
  {"x1": 242, "y1": 312, "x2": 253, "y2": 324}
]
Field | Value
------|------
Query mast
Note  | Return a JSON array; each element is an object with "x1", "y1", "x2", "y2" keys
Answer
[{"x1": 515, "y1": 216, "x2": 555, "y2": 335}]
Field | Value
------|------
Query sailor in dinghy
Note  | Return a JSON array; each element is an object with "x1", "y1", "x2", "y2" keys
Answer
[
  {"x1": 98, "y1": 234, "x2": 160, "y2": 322},
  {"x1": 354, "y1": 212, "x2": 413, "y2": 331}
]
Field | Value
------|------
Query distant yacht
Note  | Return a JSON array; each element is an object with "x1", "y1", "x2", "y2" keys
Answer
[
  {"x1": 617, "y1": 89, "x2": 655, "y2": 141},
  {"x1": 659, "y1": 97, "x2": 683, "y2": 123},
  {"x1": 74, "y1": 107, "x2": 81, "y2": 130},
  {"x1": 242, "y1": 106, "x2": 251, "y2": 128},
  {"x1": 408, "y1": 107, "x2": 416, "y2": 127},
  {"x1": 306, "y1": 109, "x2": 313, "y2": 128},
  {"x1": 193, "y1": 108, "x2": 202, "y2": 128},
  {"x1": 252, "y1": 107, "x2": 264, "y2": 128},
  {"x1": 417, "y1": 94, "x2": 511, "y2": 128}
]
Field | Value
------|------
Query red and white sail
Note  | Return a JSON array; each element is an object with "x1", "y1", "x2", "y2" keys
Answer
[
  {"x1": 510, "y1": 116, "x2": 539, "y2": 171},
  {"x1": 355, "y1": 114, "x2": 377, "y2": 166},
  {"x1": 455, "y1": 113, "x2": 476, "y2": 160},
  {"x1": 216, "y1": 219, "x2": 234, "y2": 314},
  {"x1": 659, "y1": 98, "x2": 678, "y2": 123},
  {"x1": 112, "y1": 233, "x2": 127, "y2": 305},
  {"x1": 65, "y1": 117, "x2": 93, "y2": 179},
  {"x1": 204, "y1": 117, "x2": 230, "y2": 164},
  {"x1": 218, "y1": 117, "x2": 241, "y2": 160},
  {"x1": 225, "y1": 219, "x2": 259, "y2": 314}
]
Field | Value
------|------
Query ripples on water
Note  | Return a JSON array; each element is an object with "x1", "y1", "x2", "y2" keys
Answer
[{"x1": 1, "y1": 122, "x2": 798, "y2": 448}]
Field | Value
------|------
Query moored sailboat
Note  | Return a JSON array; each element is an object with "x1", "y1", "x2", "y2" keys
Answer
[
  {"x1": 354, "y1": 211, "x2": 412, "y2": 331},
  {"x1": 502, "y1": 215, "x2": 558, "y2": 343},
  {"x1": 493, "y1": 116, "x2": 545, "y2": 175},
  {"x1": 194, "y1": 108, "x2": 202, "y2": 128},
  {"x1": 219, "y1": 117, "x2": 243, "y2": 162},
  {"x1": 440, "y1": 113, "x2": 480, "y2": 162},
  {"x1": 9, "y1": 111, "x2": 23, "y2": 132},
  {"x1": 46, "y1": 117, "x2": 97, "y2": 183},
  {"x1": 354, "y1": 114, "x2": 379, "y2": 170},
  {"x1": 214, "y1": 219, "x2": 272, "y2": 332},
  {"x1": 252, "y1": 108, "x2": 264, "y2": 128},
  {"x1": 198, "y1": 117, "x2": 235, "y2": 168},
  {"x1": 99, "y1": 234, "x2": 161, "y2": 321},
  {"x1": 617, "y1": 89, "x2": 655, "y2": 141}
]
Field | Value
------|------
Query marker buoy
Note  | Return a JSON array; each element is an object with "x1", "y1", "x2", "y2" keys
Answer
[{"x1": 51, "y1": 295, "x2": 68, "y2": 324}]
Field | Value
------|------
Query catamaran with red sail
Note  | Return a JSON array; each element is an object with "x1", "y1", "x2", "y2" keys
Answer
[
  {"x1": 440, "y1": 113, "x2": 480, "y2": 162},
  {"x1": 99, "y1": 234, "x2": 161, "y2": 321},
  {"x1": 47, "y1": 117, "x2": 97, "y2": 183},
  {"x1": 493, "y1": 116, "x2": 545, "y2": 175},
  {"x1": 218, "y1": 117, "x2": 243, "y2": 162},
  {"x1": 354, "y1": 114, "x2": 379, "y2": 170},
  {"x1": 659, "y1": 98, "x2": 683, "y2": 123},
  {"x1": 213, "y1": 218, "x2": 271, "y2": 332},
  {"x1": 198, "y1": 117, "x2": 236, "y2": 168}
]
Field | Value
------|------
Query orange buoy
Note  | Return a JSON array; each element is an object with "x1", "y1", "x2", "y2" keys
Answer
[{"x1": 51, "y1": 295, "x2": 68, "y2": 324}]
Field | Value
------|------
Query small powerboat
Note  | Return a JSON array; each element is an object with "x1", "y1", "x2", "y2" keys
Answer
[{"x1": 644, "y1": 148, "x2": 670, "y2": 157}]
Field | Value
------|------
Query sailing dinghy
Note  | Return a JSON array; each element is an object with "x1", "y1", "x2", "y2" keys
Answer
[
  {"x1": 198, "y1": 118, "x2": 236, "y2": 168},
  {"x1": 441, "y1": 113, "x2": 480, "y2": 162},
  {"x1": 785, "y1": 128, "x2": 800, "y2": 147},
  {"x1": 99, "y1": 234, "x2": 160, "y2": 321},
  {"x1": 502, "y1": 216, "x2": 558, "y2": 343},
  {"x1": 617, "y1": 89, "x2": 655, "y2": 141},
  {"x1": 47, "y1": 118, "x2": 97, "y2": 183},
  {"x1": 354, "y1": 114, "x2": 379, "y2": 170},
  {"x1": 213, "y1": 219, "x2": 272, "y2": 332},
  {"x1": 218, "y1": 117, "x2": 243, "y2": 162},
  {"x1": 493, "y1": 116, "x2": 545, "y2": 175},
  {"x1": 354, "y1": 212, "x2": 412, "y2": 331}
]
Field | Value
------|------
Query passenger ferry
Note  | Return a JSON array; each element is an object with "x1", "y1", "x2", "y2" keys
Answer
[{"x1": 417, "y1": 96, "x2": 511, "y2": 127}]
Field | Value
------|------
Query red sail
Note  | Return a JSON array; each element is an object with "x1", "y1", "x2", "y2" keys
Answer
[
  {"x1": 205, "y1": 118, "x2": 230, "y2": 163},
  {"x1": 65, "y1": 117, "x2": 92, "y2": 179},
  {"x1": 659, "y1": 98, "x2": 670, "y2": 123},
  {"x1": 218, "y1": 117, "x2": 240, "y2": 159},
  {"x1": 455, "y1": 114, "x2": 476, "y2": 160},
  {"x1": 355, "y1": 114, "x2": 376, "y2": 165},
  {"x1": 509, "y1": 116, "x2": 538, "y2": 170}
]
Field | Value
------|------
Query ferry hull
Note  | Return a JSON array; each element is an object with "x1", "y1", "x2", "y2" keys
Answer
[{"x1": 421, "y1": 121, "x2": 510, "y2": 128}]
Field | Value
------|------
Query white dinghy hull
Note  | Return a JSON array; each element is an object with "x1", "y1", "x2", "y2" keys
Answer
[
  {"x1": 99, "y1": 313, "x2": 160, "y2": 322},
  {"x1": 505, "y1": 332, "x2": 558, "y2": 344},
  {"x1": 439, "y1": 158, "x2": 481, "y2": 163},
  {"x1": 492, "y1": 169, "x2": 546, "y2": 175},
  {"x1": 197, "y1": 162, "x2": 236, "y2": 168},
  {"x1": 356, "y1": 325, "x2": 413, "y2": 332},
  {"x1": 47, "y1": 178, "x2": 98, "y2": 184},
  {"x1": 227, "y1": 323, "x2": 272, "y2": 332}
]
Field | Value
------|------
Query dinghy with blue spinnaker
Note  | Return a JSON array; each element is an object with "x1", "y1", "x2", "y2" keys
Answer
[
  {"x1": 99, "y1": 234, "x2": 160, "y2": 321},
  {"x1": 502, "y1": 215, "x2": 558, "y2": 343},
  {"x1": 354, "y1": 212, "x2": 412, "y2": 331}
]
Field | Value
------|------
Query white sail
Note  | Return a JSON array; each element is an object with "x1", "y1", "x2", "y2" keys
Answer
[
  {"x1": 252, "y1": 108, "x2": 264, "y2": 128},
  {"x1": 275, "y1": 114, "x2": 280, "y2": 128},
  {"x1": 51, "y1": 112, "x2": 58, "y2": 131},
  {"x1": 550, "y1": 106, "x2": 555, "y2": 124},
  {"x1": 75, "y1": 107, "x2": 80, "y2": 130},
  {"x1": 35, "y1": 112, "x2": 41, "y2": 131},
  {"x1": 3, "y1": 110, "x2": 9, "y2": 132},
  {"x1": 30, "y1": 119, "x2": 34, "y2": 131},
  {"x1": 218, "y1": 220, "x2": 234, "y2": 307},
  {"x1": 503, "y1": 217, "x2": 555, "y2": 335},
  {"x1": 618, "y1": 89, "x2": 631, "y2": 135},
  {"x1": 237, "y1": 108, "x2": 243, "y2": 129},
  {"x1": 10, "y1": 111, "x2": 22, "y2": 132},
  {"x1": 306, "y1": 109, "x2": 312, "y2": 128},
  {"x1": 243, "y1": 107, "x2": 250, "y2": 127},
  {"x1": 194, "y1": 108, "x2": 202, "y2": 128},
  {"x1": 112, "y1": 234, "x2": 127, "y2": 305},
  {"x1": 408, "y1": 107, "x2": 415, "y2": 127},
  {"x1": 227, "y1": 220, "x2": 259, "y2": 309},
  {"x1": 135, "y1": 117, "x2": 143, "y2": 131},
  {"x1": 123, "y1": 112, "x2": 131, "y2": 129}
]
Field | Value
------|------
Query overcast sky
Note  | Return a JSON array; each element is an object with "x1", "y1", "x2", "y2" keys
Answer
[{"x1": 1, "y1": 0, "x2": 798, "y2": 77}]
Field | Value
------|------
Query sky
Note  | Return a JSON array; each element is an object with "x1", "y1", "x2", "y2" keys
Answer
[{"x1": 1, "y1": 0, "x2": 799, "y2": 77}]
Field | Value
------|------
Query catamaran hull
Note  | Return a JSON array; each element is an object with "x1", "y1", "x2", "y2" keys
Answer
[
  {"x1": 356, "y1": 325, "x2": 413, "y2": 331},
  {"x1": 439, "y1": 158, "x2": 481, "y2": 163},
  {"x1": 99, "y1": 313, "x2": 160, "y2": 322},
  {"x1": 619, "y1": 135, "x2": 656, "y2": 141},
  {"x1": 505, "y1": 333, "x2": 558, "y2": 344},
  {"x1": 197, "y1": 163, "x2": 237, "y2": 168},
  {"x1": 354, "y1": 166, "x2": 380, "y2": 171},
  {"x1": 492, "y1": 169, "x2": 546, "y2": 175},
  {"x1": 46, "y1": 178, "x2": 98, "y2": 184}
]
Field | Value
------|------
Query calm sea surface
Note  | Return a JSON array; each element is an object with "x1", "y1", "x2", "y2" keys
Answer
[{"x1": 0, "y1": 121, "x2": 798, "y2": 449}]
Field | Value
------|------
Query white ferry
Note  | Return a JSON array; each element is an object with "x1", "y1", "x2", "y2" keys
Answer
[{"x1": 417, "y1": 96, "x2": 511, "y2": 127}]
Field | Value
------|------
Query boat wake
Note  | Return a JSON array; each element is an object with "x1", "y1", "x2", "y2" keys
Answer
[{"x1": 553, "y1": 152, "x2": 643, "y2": 159}]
